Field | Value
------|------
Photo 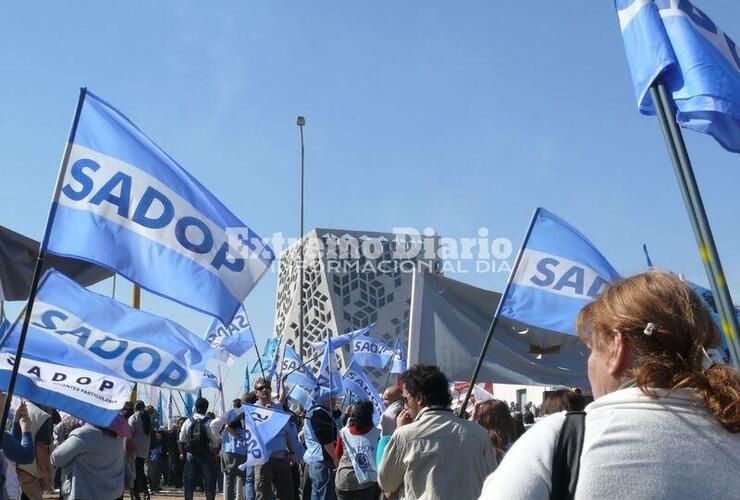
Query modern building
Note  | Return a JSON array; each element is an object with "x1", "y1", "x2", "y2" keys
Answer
[{"x1": 273, "y1": 228, "x2": 441, "y2": 383}]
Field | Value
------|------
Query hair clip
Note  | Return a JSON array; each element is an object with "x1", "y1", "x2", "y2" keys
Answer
[{"x1": 643, "y1": 322, "x2": 656, "y2": 336}]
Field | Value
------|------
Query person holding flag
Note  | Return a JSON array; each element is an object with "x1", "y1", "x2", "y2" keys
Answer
[
  {"x1": 252, "y1": 376, "x2": 295, "y2": 500},
  {"x1": 304, "y1": 390, "x2": 339, "y2": 500}
]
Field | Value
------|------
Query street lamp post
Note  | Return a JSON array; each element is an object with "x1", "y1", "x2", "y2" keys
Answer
[{"x1": 297, "y1": 116, "x2": 306, "y2": 361}]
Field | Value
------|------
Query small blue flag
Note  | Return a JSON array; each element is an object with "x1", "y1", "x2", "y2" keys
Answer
[
  {"x1": 350, "y1": 335, "x2": 394, "y2": 369},
  {"x1": 390, "y1": 339, "x2": 406, "y2": 375},
  {"x1": 642, "y1": 243, "x2": 655, "y2": 269},
  {"x1": 615, "y1": 0, "x2": 740, "y2": 152},
  {"x1": 252, "y1": 337, "x2": 280, "y2": 377},
  {"x1": 184, "y1": 393, "x2": 195, "y2": 417},
  {"x1": 204, "y1": 306, "x2": 256, "y2": 362},
  {"x1": 310, "y1": 324, "x2": 375, "y2": 353},
  {"x1": 313, "y1": 344, "x2": 343, "y2": 401},
  {"x1": 501, "y1": 209, "x2": 620, "y2": 335},
  {"x1": 341, "y1": 361, "x2": 386, "y2": 424},
  {"x1": 278, "y1": 344, "x2": 316, "y2": 391},
  {"x1": 236, "y1": 404, "x2": 292, "y2": 466},
  {"x1": 47, "y1": 91, "x2": 274, "y2": 325},
  {"x1": 2, "y1": 269, "x2": 216, "y2": 391}
]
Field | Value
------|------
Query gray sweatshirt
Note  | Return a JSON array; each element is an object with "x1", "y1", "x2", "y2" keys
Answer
[{"x1": 50, "y1": 424, "x2": 127, "y2": 500}]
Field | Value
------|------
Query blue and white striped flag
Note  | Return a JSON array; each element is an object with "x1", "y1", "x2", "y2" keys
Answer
[
  {"x1": 350, "y1": 335, "x2": 394, "y2": 369},
  {"x1": 341, "y1": 361, "x2": 385, "y2": 424},
  {"x1": 501, "y1": 209, "x2": 620, "y2": 335},
  {"x1": 47, "y1": 91, "x2": 274, "y2": 325},
  {"x1": 0, "y1": 304, "x2": 133, "y2": 427},
  {"x1": 615, "y1": 0, "x2": 740, "y2": 152},
  {"x1": 2, "y1": 269, "x2": 216, "y2": 392},
  {"x1": 204, "y1": 306, "x2": 256, "y2": 362}
]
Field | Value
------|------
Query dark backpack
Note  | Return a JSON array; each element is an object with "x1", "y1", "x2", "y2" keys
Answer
[
  {"x1": 185, "y1": 418, "x2": 210, "y2": 456},
  {"x1": 550, "y1": 411, "x2": 586, "y2": 500}
]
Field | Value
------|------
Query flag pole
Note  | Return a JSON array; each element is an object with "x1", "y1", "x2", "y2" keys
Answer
[
  {"x1": 0, "y1": 88, "x2": 87, "y2": 450},
  {"x1": 129, "y1": 284, "x2": 141, "y2": 403},
  {"x1": 382, "y1": 337, "x2": 400, "y2": 392},
  {"x1": 297, "y1": 116, "x2": 306, "y2": 362},
  {"x1": 244, "y1": 306, "x2": 267, "y2": 383},
  {"x1": 457, "y1": 208, "x2": 541, "y2": 417},
  {"x1": 649, "y1": 80, "x2": 740, "y2": 365}
]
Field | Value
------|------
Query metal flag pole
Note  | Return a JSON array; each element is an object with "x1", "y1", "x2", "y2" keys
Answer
[
  {"x1": 297, "y1": 116, "x2": 306, "y2": 362},
  {"x1": 649, "y1": 80, "x2": 740, "y2": 365},
  {"x1": 457, "y1": 208, "x2": 541, "y2": 417},
  {"x1": 0, "y1": 88, "x2": 87, "y2": 450}
]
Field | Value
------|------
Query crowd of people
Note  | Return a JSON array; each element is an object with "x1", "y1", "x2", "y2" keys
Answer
[{"x1": 0, "y1": 271, "x2": 738, "y2": 499}]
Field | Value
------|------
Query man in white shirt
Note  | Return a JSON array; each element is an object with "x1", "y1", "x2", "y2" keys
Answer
[{"x1": 178, "y1": 397, "x2": 218, "y2": 500}]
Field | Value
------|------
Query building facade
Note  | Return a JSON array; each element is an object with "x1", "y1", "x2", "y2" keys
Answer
[{"x1": 273, "y1": 228, "x2": 441, "y2": 383}]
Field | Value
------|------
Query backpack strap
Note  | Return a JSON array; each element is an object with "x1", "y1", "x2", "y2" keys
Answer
[{"x1": 550, "y1": 411, "x2": 586, "y2": 500}]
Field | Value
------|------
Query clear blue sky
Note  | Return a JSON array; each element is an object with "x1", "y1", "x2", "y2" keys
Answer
[{"x1": 1, "y1": 1, "x2": 738, "y2": 402}]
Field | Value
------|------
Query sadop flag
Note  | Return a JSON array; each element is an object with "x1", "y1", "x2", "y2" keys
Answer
[
  {"x1": 278, "y1": 344, "x2": 316, "y2": 390},
  {"x1": 4, "y1": 269, "x2": 216, "y2": 392},
  {"x1": 501, "y1": 208, "x2": 620, "y2": 335},
  {"x1": 615, "y1": 0, "x2": 740, "y2": 152},
  {"x1": 46, "y1": 90, "x2": 274, "y2": 325},
  {"x1": 310, "y1": 324, "x2": 375, "y2": 352},
  {"x1": 390, "y1": 339, "x2": 406, "y2": 374},
  {"x1": 341, "y1": 361, "x2": 385, "y2": 424},
  {"x1": 204, "y1": 306, "x2": 256, "y2": 362},
  {"x1": 236, "y1": 403, "x2": 292, "y2": 466},
  {"x1": 313, "y1": 343, "x2": 343, "y2": 401},
  {"x1": 350, "y1": 335, "x2": 394, "y2": 370},
  {"x1": 0, "y1": 312, "x2": 133, "y2": 428}
]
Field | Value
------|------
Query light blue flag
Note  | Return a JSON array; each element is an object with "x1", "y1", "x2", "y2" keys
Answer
[
  {"x1": 687, "y1": 282, "x2": 738, "y2": 364},
  {"x1": 350, "y1": 335, "x2": 394, "y2": 369},
  {"x1": 251, "y1": 337, "x2": 280, "y2": 377},
  {"x1": 243, "y1": 364, "x2": 251, "y2": 394},
  {"x1": 313, "y1": 344, "x2": 343, "y2": 401},
  {"x1": 46, "y1": 90, "x2": 274, "y2": 325},
  {"x1": 204, "y1": 306, "x2": 256, "y2": 362},
  {"x1": 3, "y1": 269, "x2": 217, "y2": 391},
  {"x1": 390, "y1": 339, "x2": 406, "y2": 375},
  {"x1": 310, "y1": 324, "x2": 375, "y2": 352},
  {"x1": 236, "y1": 403, "x2": 292, "y2": 466},
  {"x1": 157, "y1": 390, "x2": 165, "y2": 428},
  {"x1": 278, "y1": 344, "x2": 316, "y2": 390},
  {"x1": 501, "y1": 208, "x2": 620, "y2": 335},
  {"x1": 287, "y1": 384, "x2": 314, "y2": 409},
  {"x1": 0, "y1": 317, "x2": 9, "y2": 339},
  {"x1": 615, "y1": 0, "x2": 740, "y2": 152},
  {"x1": 0, "y1": 312, "x2": 134, "y2": 428},
  {"x1": 341, "y1": 361, "x2": 386, "y2": 424},
  {"x1": 184, "y1": 393, "x2": 195, "y2": 417}
]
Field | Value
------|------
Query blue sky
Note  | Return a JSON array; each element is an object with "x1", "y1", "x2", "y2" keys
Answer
[{"x1": 1, "y1": 1, "x2": 738, "y2": 402}]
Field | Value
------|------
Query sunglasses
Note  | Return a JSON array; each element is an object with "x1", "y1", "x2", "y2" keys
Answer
[{"x1": 256, "y1": 386, "x2": 269, "y2": 392}]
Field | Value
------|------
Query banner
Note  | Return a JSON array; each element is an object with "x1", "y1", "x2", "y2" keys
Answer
[
  {"x1": 47, "y1": 90, "x2": 274, "y2": 325},
  {"x1": 350, "y1": 335, "x2": 394, "y2": 369},
  {"x1": 3, "y1": 269, "x2": 216, "y2": 391},
  {"x1": 310, "y1": 324, "x2": 374, "y2": 352},
  {"x1": 278, "y1": 344, "x2": 316, "y2": 390},
  {"x1": 615, "y1": 0, "x2": 740, "y2": 152},
  {"x1": 501, "y1": 208, "x2": 620, "y2": 335},
  {"x1": 341, "y1": 361, "x2": 385, "y2": 424},
  {"x1": 204, "y1": 306, "x2": 256, "y2": 361}
]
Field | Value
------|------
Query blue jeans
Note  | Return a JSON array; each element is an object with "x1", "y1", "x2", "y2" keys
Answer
[
  {"x1": 184, "y1": 452, "x2": 216, "y2": 500},
  {"x1": 308, "y1": 461, "x2": 336, "y2": 500},
  {"x1": 244, "y1": 465, "x2": 255, "y2": 500}
]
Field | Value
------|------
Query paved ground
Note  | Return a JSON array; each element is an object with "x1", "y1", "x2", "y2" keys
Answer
[{"x1": 43, "y1": 490, "x2": 208, "y2": 499}]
